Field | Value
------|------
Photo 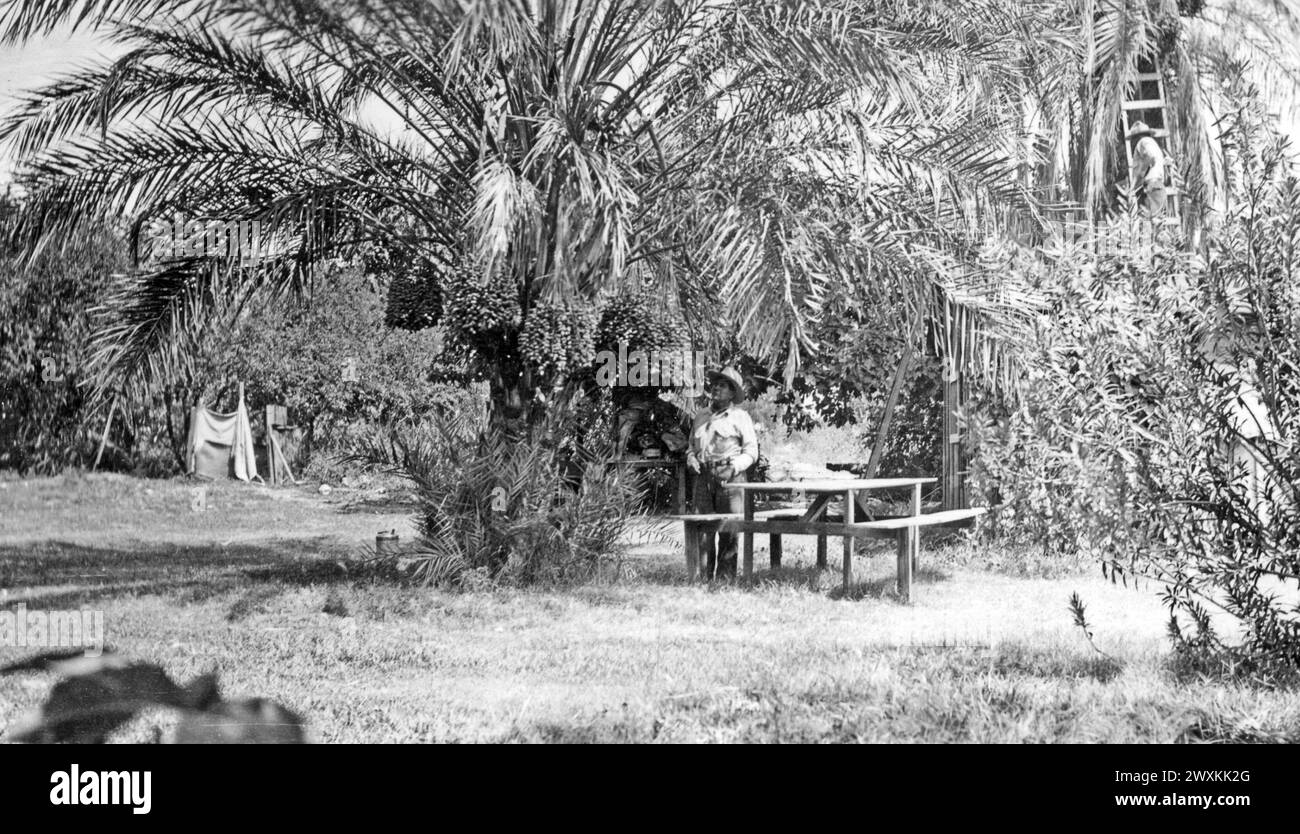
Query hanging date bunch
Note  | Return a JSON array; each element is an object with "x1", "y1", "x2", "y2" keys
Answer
[
  {"x1": 1150, "y1": 0, "x2": 1183, "y2": 59},
  {"x1": 519, "y1": 297, "x2": 598, "y2": 380},
  {"x1": 378, "y1": 250, "x2": 444, "y2": 332},
  {"x1": 440, "y1": 257, "x2": 523, "y2": 342},
  {"x1": 595, "y1": 288, "x2": 689, "y2": 356}
]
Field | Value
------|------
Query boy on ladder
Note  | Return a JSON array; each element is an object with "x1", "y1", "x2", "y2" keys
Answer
[{"x1": 1125, "y1": 121, "x2": 1168, "y2": 219}]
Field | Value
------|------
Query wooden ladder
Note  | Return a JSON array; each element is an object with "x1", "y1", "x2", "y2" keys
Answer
[{"x1": 1120, "y1": 60, "x2": 1180, "y2": 218}]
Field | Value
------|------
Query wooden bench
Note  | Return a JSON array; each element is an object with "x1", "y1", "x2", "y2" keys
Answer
[
  {"x1": 672, "y1": 507, "x2": 987, "y2": 601},
  {"x1": 753, "y1": 508, "x2": 806, "y2": 519},
  {"x1": 672, "y1": 508, "x2": 808, "y2": 578},
  {"x1": 845, "y1": 508, "x2": 986, "y2": 602},
  {"x1": 672, "y1": 513, "x2": 742, "y2": 581}
]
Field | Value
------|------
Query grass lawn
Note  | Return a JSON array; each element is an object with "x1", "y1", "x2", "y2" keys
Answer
[{"x1": 2, "y1": 472, "x2": 1298, "y2": 743}]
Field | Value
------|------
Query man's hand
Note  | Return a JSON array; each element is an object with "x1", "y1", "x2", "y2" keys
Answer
[
  {"x1": 686, "y1": 455, "x2": 701, "y2": 474},
  {"x1": 714, "y1": 463, "x2": 735, "y2": 482}
]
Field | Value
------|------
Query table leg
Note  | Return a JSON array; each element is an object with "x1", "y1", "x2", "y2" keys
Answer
[
  {"x1": 911, "y1": 482, "x2": 923, "y2": 572},
  {"x1": 801, "y1": 493, "x2": 833, "y2": 522},
  {"x1": 686, "y1": 519, "x2": 696, "y2": 576},
  {"x1": 770, "y1": 533, "x2": 782, "y2": 569},
  {"x1": 896, "y1": 528, "x2": 914, "y2": 604},
  {"x1": 842, "y1": 490, "x2": 855, "y2": 589},
  {"x1": 684, "y1": 521, "x2": 699, "y2": 582},
  {"x1": 743, "y1": 492, "x2": 755, "y2": 585},
  {"x1": 677, "y1": 464, "x2": 687, "y2": 515}
]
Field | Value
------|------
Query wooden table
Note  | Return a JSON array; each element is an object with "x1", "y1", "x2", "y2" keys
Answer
[{"x1": 723, "y1": 477, "x2": 935, "y2": 589}]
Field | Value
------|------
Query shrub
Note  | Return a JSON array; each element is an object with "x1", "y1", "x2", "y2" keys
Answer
[
  {"x1": 0, "y1": 210, "x2": 459, "y2": 478},
  {"x1": 967, "y1": 124, "x2": 1300, "y2": 675},
  {"x1": 855, "y1": 354, "x2": 943, "y2": 477},
  {"x1": 359, "y1": 404, "x2": 656, "y2": 586},
  {"x1": 0, "y1": 216, "x2": 127, "y2": 473},
  {"x1": 146, "y1": 264, "x2": 458, "y2": 474}
]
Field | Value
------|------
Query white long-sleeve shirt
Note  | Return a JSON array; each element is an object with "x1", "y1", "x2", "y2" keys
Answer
[
  {"x1": 1132, "y1": 136, "x2": 1165, "y2": 187},
  {"x1": 687, "y1": 405, "x2": 758, "y2": 472}
]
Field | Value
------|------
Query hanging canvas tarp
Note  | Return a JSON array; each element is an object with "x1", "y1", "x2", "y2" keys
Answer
[{"x1": 186, "y1": 386, "x2": 259, "y2": 481}]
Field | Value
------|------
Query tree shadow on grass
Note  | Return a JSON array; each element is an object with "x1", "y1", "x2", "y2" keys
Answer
[
  {"x1": 632, "y1": 557, "x2": 952, "y2": 602},
  {"x1": 242, "y1": 556, "x2": 408, "y2": 587},
  {"x1": 0, "y1": 537, "x2": 372, "y2": 608},
  {"x1": 826, "y1": 567, "x2": 951, "y2": 602},
  {"x1": 331, "y1": 493, "x2": 421, "y2": 515}
]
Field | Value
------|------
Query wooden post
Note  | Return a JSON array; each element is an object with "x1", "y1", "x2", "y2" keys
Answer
[
  {"x1": 185, "y1": 405, "x2": 199, "y2": 476},
  {"x1": 269, "y1": 431, "x2": 298, "y2": 484},
  {"x1": 816, "y1": 535, "x2": 827, "y2": 570},
  {"x1": 896, "y1": 529, "x2": 914, "y2": 603},
  {"x1": 911, "y1": 482, "x2": 923, "y2": 572},
  {"x1": 941, "y1": 304, "x2": 966, "y2": 511},
  {"x1": 865, "y1": 328, "x2": 919, "y2": 478},
  {"x1": 684, "y1": 522, "x2": 699, "y2": 582},
  {"x1": 92, "y1": 396, "x2": 118, "y2": 471},
  {"x1": 769, "y1": 533, "x2": 782, "y2": 569},
  {"x1": 842, "y1": 490, "x2": 855, "y2": 589},
  {"x1": 742, "y1": 491, "x2": 754, "y2": 585},
  {"x1": 265, "y1": 405, "x2": 279, "y2": 485}
]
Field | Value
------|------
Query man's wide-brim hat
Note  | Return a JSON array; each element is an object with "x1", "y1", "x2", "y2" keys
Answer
[
  {"x1": 1126, "y1": 121, "x2": 1156, "y2": 139},
  {"x1": 706, "y1": 367, "x2": 746, "y2": 402}
]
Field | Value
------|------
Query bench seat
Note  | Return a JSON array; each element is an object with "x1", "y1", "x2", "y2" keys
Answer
[
  {"x1": 754, "y1": 508, "x2": 807, "y2": 520},
  {"x1": 673, "y1": 507, "x2": 988, "y2": 601},
  {"x1": 847, "y1": 507, "x2": 986, "y2": 531},
  {"x1": 669, "y1": 507, "x2": 808, "y2": 522}
]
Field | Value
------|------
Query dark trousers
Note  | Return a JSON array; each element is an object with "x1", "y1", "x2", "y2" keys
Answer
[{"x1": 693, "y1": 466, "x2": 747, "y2": 580}]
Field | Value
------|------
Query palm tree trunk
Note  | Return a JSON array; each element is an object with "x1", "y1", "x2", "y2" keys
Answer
[
  {"x1": 486, "y1": 356, "x2": 537, "y2": 440},
  {"x1": 164, "y1": 387, "x2": 187, "y2": 471}
]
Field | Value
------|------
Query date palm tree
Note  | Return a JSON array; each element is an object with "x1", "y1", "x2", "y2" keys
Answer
[{"x1": 0, "y1": 0, "x2": 1041, "y2": 427}]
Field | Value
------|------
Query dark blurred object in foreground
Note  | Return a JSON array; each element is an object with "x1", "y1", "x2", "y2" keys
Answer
[{"x1": 1, "y1": 651, "x2": 306, "y2": 744}]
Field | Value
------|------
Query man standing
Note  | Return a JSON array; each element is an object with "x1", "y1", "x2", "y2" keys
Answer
[
  {"x1": 686, "y1": 366, "x2": 758, "y2": 581},
  {"x1": 1126, "y1": 121, "x2": 1168, "y2": 218}
]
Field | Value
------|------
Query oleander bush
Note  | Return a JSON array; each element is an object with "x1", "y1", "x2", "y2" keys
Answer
[{"x1": 968, "y1": 111, "x2": 1300, "y2": 676}]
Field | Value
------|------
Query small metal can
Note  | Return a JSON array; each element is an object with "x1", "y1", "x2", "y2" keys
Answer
[{"x1": 375, "y1": 530, "x2": 399, "y2": 556}]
